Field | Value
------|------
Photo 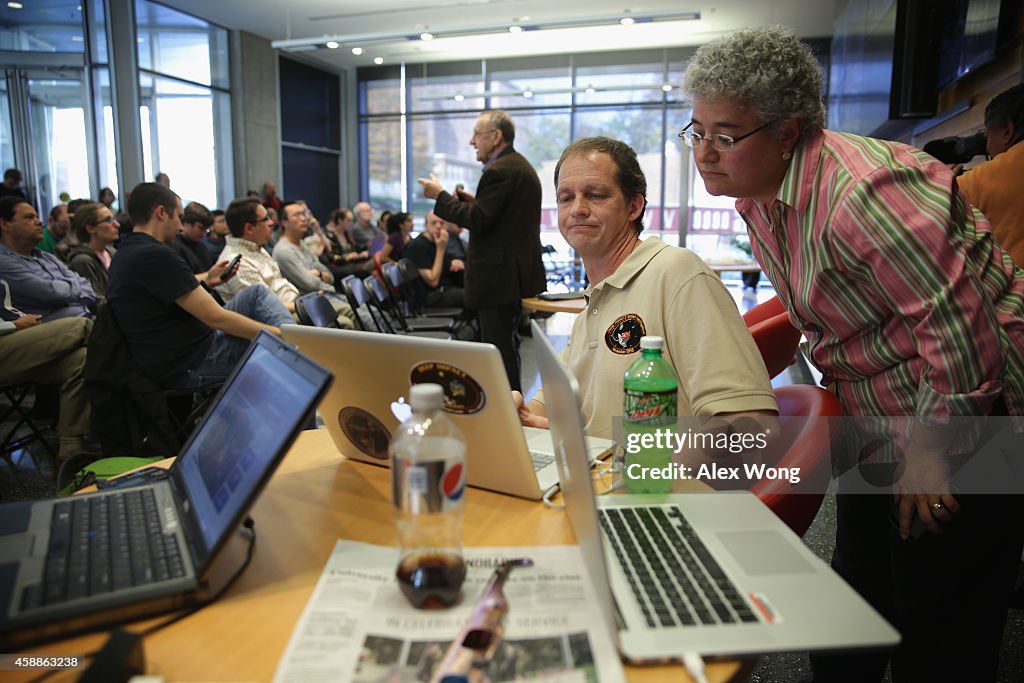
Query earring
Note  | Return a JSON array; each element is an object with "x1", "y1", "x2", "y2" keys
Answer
[{"x1": 782, "y1": 151, "x2": 792, "y2": 161}]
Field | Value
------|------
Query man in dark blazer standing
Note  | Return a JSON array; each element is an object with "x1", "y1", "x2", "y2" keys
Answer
[{"x1": 418, "y1": 110, "x2": 545, "y2": 392}]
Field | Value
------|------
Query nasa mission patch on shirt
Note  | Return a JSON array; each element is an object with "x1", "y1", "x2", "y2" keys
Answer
[{"x1": 605, "y1": 313, "x2": 645, "y2": 354}]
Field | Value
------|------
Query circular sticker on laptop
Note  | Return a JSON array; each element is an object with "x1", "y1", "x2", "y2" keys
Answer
[
  {"x1": 338, "y1": 407, "x2": 391, "y2": 460},
  {"x1": 410, "y1": 362, "x2": 486, "y2": 415},
  {"x1": 605, "y1": 313, "x2": 645, "y2": 355}
]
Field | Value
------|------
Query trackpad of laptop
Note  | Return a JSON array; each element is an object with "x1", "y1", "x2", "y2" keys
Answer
[{"x1": 716, "y1": 530, "x2": 815, "y2": 575}]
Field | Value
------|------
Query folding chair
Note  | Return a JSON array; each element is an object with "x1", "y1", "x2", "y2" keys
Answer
[
  {"x1": 362, "y1": 276, "x2": 451, "y2": 340},
  {"x1": 0, "y1": 383, "x2": 57, "y2": 466},
  {"x1": 373, "y1": 265, "x2": 456, "y2": 332}
]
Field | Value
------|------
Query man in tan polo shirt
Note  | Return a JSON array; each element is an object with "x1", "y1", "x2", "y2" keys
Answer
[{"x1": 516, "y1": 137, "x2": 777, "y2": 439}]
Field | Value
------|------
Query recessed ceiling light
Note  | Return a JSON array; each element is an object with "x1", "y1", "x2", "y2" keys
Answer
[
  {"x1": 351, "y1": 47, "x2": 363, "y2": 55},
  {"x1": 508, "y1": 25, "x2": 522, "y2": 34},
  {"x1": 585, "y1": 86, "x2": 596, "y2": 95},
  {"x1": 454, "y1": 94, "x2": 465, "y2": 102},
  {"x1": 326, "y1": 41, "x2": 339, "y2": 49},
  {"x1": 522, "y1": 89, "x2": 534, "y2": 98},
  {"x1": 373, "y1": 57, "x2": 384, "y2": 65},
  {"x1": 620, "y1": 17, "x2": 635, "y2": 25},
  {"x1": 420, "y1": 32, "x2": 434, "y2": 41},
  {"x1": 8, "y1": 1, "x2": 24, "y2": 8},
  {"x1": 662, "y1": 84, "x2": 672, "y2": 92}
]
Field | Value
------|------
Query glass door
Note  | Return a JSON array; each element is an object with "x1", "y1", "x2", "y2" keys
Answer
[{"x1": 4, "y1": 66, "x2": 92, "y2": 215}]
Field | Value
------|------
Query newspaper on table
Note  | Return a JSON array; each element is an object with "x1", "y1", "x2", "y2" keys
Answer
[{"x1": 273, "y1": 540, "x2": 626, "y2": 683}]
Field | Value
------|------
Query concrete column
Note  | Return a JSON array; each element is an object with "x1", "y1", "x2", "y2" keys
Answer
[{"x1": 104, "y1": 0, "x2": 144, "y2": 194}]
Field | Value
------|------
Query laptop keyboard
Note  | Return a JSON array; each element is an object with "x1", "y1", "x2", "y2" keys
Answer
[
  {"x1": 598, "y1": 506, "x2": 758, "y2": 628},
  {"x1": 529, "y1": 451, "x2": 555, "y2": 471},
  {"x1": 21, "y1": 489, "x2": 186, "y2": 611}
]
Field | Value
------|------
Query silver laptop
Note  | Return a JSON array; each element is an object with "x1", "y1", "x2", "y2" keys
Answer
[
  {"x1": 0, "y1": 332, "x2": 333, "y2": 648},
  {"x1": 532, "y1": 320, "x2": 899, "y2": 660},
  {"x1": 281, "y1": 325, "x2": 613, "y2": 500}
]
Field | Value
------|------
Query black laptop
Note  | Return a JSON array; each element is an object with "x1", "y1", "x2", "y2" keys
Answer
[{"x1": 0, "y1": 331, "x2": 332, "y2": 648}]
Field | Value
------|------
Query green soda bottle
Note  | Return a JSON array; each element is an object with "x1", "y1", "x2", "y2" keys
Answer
[{"x1": 623, "y1": 336, "x2": 678, "y2": 494}]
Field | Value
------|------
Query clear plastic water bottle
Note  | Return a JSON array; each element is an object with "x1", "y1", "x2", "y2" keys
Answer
[
  {"x1": 623, "y1": 336, "x2": 678, "y2": 494},
  {"x1": 391, "y1": 383, "x2": 467, "y2": 608}
]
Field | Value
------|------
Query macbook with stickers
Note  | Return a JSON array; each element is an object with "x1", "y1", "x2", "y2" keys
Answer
[
  {"x1": 532, "y1": 319, "x2": 899, "y2": 659},
  {"x1": 0, "y1": 331, "x2": 333, "y2": 648},
  {"x1": 281, "y1": 325, "x2": 614, "y2": 500}
]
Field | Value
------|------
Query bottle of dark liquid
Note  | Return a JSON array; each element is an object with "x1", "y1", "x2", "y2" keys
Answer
[{"x1": 391, "y1": 384, "x2": 467, "y2": 608}]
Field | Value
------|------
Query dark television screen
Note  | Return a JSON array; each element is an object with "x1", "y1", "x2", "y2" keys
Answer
[
  {"x1": 937, "y1": 0, "x2": 1001, "y2": 88},
  {"x1": 828, "y1": 0, "x2": 898, "y2": 135}
]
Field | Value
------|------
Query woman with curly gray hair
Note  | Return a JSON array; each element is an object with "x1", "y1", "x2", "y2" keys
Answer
[{"x1": 685, "y1": 25, "x2": 1024, "y2": 683}]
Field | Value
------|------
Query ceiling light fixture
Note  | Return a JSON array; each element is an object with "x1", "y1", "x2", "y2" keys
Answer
[
  {"x1": 326, "y1": 41, "x2": 339, "y2": 49},
  {"x1": 271, "y1": 10, "x2": 700, "y2": 52},
  {"x1": 508, "y1": 25, "x2": 523, "y2": 34},
  {"x1": 454, "y1": 94, "x2": 465, "y2": 102},
  {"x1": 419, "y1": 82, "x2": 680, "y2": 102},
  {"x1": 374, "y1": 57, "x2": 384, "y2": 65},
  {"x1": 8, "y1": 1, "x2": 24, "y2": 8},
  {"x1": 351, "y1": 47, "x2": 363, "y2": 55},
  {"x1": 620, "y1": 17, "x2": 635, "y2": 26},
  {"x1": 661, "y1": 84, "x2": 672, "y2": 92}
]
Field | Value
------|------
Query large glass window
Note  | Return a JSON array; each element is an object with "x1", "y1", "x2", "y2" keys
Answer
[
  {"x1": 139, "y1": 73, "x2": 231, "y2": 209},
  {"x1": 0, "y1": 2, "x2": 85, "y2": 53},
  {"x1": 365, "y1": 117, "x2": 403, "y2": 214},
  {"x1": 358, "y1": 45, "x2": 825, "y2": 268},
  {"x1": 135, "y1": 0, "x2": 228, "y2": 88},
  {"x1": 135, "y1": 0, "x2": 232, "y2": 210}
]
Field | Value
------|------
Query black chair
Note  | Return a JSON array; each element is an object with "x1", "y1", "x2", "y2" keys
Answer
[
  {"x1": 385, "y1": 262, "x2": 462, "y2": 321},
  {"x1": 0, "y1": 383, "x2": 57, "y2": 467},
  {"x1": 340, "y1": 274, "x2": 389, "y2": 333},
  {"x1": 294, "y1": 291, "x2": 339, "y2": 328},
  {"x1": 84, "y1": 303, "x2": 220, "y2": 458},
  {"x1": 369, "y1": 269, "x2": 455, "y2": 333},
  {"x1": 362, "y1": 276, "x2": 451, "y2": 340}
]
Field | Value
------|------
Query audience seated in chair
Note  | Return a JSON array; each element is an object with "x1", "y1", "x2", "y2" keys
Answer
[
  {"x1": 171, "y1": 201, "x2": 217, "y2": 276},
  {"x1": 1, "y1": 279, "x2": 95, "y2": 463},
  {"x1": 404, "y1": 211, "x2": 466, "y2": 310},
  {"x1": 273, "y1": 201, "x2": 357, "y2": 328},
  {"x1": 0, "y1": 196, "x2": 97, "y2": 321},
  {"x1": 66, "y1": 202, "x2": 119, "y2": 305},
  {"x1": 106, "y1": 182, "x2": 292, "y2": 391},
  {"x1": 38, "y1": 203, "x2": 71, "y2": 257},
  {"x1": 320, "y1": 207, "x2": 373, "y2": 280},
  {"x1": 379, "y1": 211, "x2": 413, "y2": 264}
]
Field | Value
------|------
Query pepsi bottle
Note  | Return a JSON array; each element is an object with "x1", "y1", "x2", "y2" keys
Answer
[{"x1": 391, "y1": 383, "x2": 467, "y2": 608}]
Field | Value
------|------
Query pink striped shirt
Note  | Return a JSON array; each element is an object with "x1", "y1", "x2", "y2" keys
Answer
[{"x1": 737, "y1": 130, "x2": 1024, "y2": 418}]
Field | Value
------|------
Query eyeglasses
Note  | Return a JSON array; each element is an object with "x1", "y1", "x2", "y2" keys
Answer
[{"x1": 678, "y1": 121, "x2": 771, "y2": 152}]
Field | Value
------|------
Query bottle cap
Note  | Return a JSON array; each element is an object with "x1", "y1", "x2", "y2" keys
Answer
[
  {"x1": 640, "y1": 335, "x2": 664, "y2": 350},
  {"x1": 409, "y1": 383, "x2": 444, "y2": 412}
]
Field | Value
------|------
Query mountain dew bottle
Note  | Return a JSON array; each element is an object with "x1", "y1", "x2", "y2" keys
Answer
[{"x1": 623, "y1": 336, "x2": 678, "y2": 494}]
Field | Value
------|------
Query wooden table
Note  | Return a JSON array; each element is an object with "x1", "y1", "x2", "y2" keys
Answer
[
  {"x1": 521, "y1": 295, "x2": 587, "y2": 315},
  {"x1": 10, "y1": 429, "x2": 748, "y2": 682},
  {"x1": 523, "y1": 263, "x2": 761, "y2": 316}
]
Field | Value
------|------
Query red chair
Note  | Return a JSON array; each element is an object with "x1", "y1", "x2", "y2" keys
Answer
[
  {"x1": 749, "y1": 385, "x2": 843, "y2": 536},
  {"x1": 743, "y1": 296, "x2": 801, "y2": 379}
]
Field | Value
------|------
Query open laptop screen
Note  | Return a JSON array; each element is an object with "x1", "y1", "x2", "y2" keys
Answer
[{"x1": 175, "y1": 338, "x2": 324, "y2": 551}]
